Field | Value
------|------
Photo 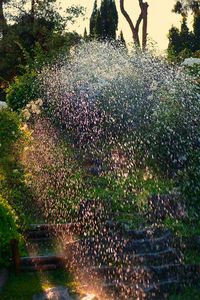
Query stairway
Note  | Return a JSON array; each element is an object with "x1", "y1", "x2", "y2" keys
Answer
[
  {"x1": 17, "y1": 222, "x2": 200, "y2": 299},
  {"x1": 19, "y1": 223, "x2": 80, "y2": 272},
  {"x1": 66, "y1": 225, "x2": 185, "y2": 299}
]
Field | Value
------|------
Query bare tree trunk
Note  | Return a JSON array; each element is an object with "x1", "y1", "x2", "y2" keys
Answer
[
  {"x1": 0, "y1": 0, "x2": 6, "y2": 37},
  {"x1": 119, "y1": 0, "x2": 140, "y2": 47},
  {"x1": 139, "y1": 0, "x2": 149, "y2": 50},
  {"x1": 119, "y1": 0, "x2": 149, "y2": 50}
]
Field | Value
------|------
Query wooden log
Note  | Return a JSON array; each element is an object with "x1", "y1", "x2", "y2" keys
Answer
[{"x1": 10, "y1": 239, "x2": 20, "y2": 275}]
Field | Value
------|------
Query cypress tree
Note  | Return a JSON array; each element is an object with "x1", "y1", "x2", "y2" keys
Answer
[
  {"x1": 95, "y1": 10, "x2": 102, "y2": 39},
  {"x1": 193, "y1": 12, "x2": 200, "y2": 51},
  {"x1": 89, "y1": 0, "x2": 118, "y2": 40},
  {"x1": 89, "y1": 0, "x2": 98, "y2": 37},
  {"x1": 167, "y1": 26, "x2": 181, "y2": 60},
  {"x1": 180, "y1": 17, "x2": 192, "y2": 50},
  {"x1": 109, "y1": 0, "x2": 118, "y2": 39}
]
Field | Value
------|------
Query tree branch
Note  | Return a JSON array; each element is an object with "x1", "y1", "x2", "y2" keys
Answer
[{"x1": 119, "y1": 0, "x2": 140, "y2": 46}]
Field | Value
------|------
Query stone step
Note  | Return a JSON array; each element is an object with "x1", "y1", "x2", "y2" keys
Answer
[
  {"x1": 25, "y1": 230, "x2": 52, "y2": 239},
  {"x1": 123, "y1": 227, "x2": 171, "y2": 240},
  {"x1": 120, "y1": 248, "x2": 180, "y2": 266},
  {"x1": 20, "y1": 263, "x2": 59, "y2": 272},
  {"x1": 25, "y1": 223, "x2": 81, "y2": 239},
  {"x1": 124, "y1": 231, "x2": 173, "y2": 254},
  {"x1": 87, "y1": 278, "x2": 182, "y2": 300},
  {"x1": 26, "y1": 237, "x2": 53, "y2": 242},
  {"x1": 28, "y1": 223, "x2": 80, "y2": 231},
  {"x1": 77, "y1": 264, "x2": 184, "y2": 285},
  {"x1": 20, "y1": 255, "x2": 66, "y2": 266}
]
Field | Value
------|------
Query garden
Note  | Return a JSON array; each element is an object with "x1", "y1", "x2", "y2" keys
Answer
[{"x1": 0, "y1": 0, "x2": 200, "y2": 299}]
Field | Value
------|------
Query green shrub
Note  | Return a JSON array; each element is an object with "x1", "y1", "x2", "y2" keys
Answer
[
  {"x1": 176, "y1": 151, "x2": 200, "y2": 208},
  {"x1": 0, "y1": 109, "x2": 33, "y2": 225},
  {"x1": 6, "y1": 71, "x2": 40, "y2": 111},
  {"x1": 0, "y1": 109, "x2": 21, "y2": 158},
  {"x1": 0, "y1": 195, "x2": 19, "y2": 267}
]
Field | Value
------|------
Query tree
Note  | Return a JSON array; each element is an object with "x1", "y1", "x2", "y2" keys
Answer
[
  {"x1": 119, "y1": 0, "x2": 149, "y2": 49},
  {"x1": 167, "y1": 26, "x2": 181, "y2": 59},
  {"x1": 90, "y1": 0, "x2": 98, "y2": 38},
  {"x1": 89, "y1": 0, "x2": 118, "y2": 40},
  {"x1": 168, "y1": 0, "x2": 200, "y2": 60},
  {"x1": 173, "y1": 0, "x2": 199, "y2": 16},
  {"x1": 0, "y1": 0, "x2": 85, "y2": 87},
  {"x1": 118, "y1": 30, "x2": 126, "y2": 47},
  {"x1": 180, "y1": 17, "x2": 193, "y2": 50},
  {"x1": 193, "y1": 10, "x2": 200, "y2": 51}
]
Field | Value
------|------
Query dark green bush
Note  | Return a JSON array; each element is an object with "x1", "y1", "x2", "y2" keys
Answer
[
  {"x1": 0, "y1": 109, "x2": 21, "y2": 158},
  {"x1": 0, "y1": 195, "x2": 19, "y2": 267},
  {"x1": 6, "y1": 71, "x2": 40, "y2": 111}
]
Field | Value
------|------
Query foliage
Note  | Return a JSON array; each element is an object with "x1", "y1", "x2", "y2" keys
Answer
[
  {"x1": 0, "y1": 109, "x2": 21, "y2": 156},
  {"x1": 0, "y1": 195, "x2": 19, "y2": 266},
  {"x1": 170, "y1": 288, "x2": 200, "y2": 300},
  {"x1": 6, "y1": 71, "x2": 40, "y2": 111},
  {"x1": 176, "y1": 151, "x2": 200, "y2": 208},
  {"x1": 168, "y1": 3, "x2": 200, "y2": 61},
  {"x1": 89, "y1": 0, "x2": 118, "y2": 40},
  {"x1": 0, "y1": 109, "x2": 33, "y2": 227},
  {"x1": 19, "y1": 117, "x2": 86, "y2": 223},
  {"x1": 0, "y1": 0, "x2": 84, "y2": 89},
  {"x1": 173, "y1": 0, "x2": 200, "y2": 16},
  {"x1": 84, "y1": 172, "x2": 173, "y2": 227},
  {"x1": 0, "y1": 270, "x2": 75, "y2": 300}
]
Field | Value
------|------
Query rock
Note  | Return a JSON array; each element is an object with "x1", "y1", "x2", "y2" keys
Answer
[{"x1": 33, "y1": 286, "x2": 74, "y2": 300}]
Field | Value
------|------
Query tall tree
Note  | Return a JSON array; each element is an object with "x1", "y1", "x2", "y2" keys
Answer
[
  {"x1": 0, "y1": 0, "x2": 85, "y2": 82},
  {"x1": 193, "y1": 12, "x2": 200, "y2": 51},
  {"x1": 90, "y1": 0, "x2": 98, "y2": 38},
  {"x1": 173, "y1": 0, "x2": 199, "y2": 16},
  {"x1": 119, "y1": 0, "x2": 149, "y2": 49},
  {"x1": 167, "y1": 1, "x2": 200, "y2": 61},
  {"x1": 89, "y1": 0, "x2": 118, "y2": 40}
]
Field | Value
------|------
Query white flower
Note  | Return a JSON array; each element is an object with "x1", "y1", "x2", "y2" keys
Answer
[
  {"x1": 31, "y1": 103, "x2": 38, "y2": 113},
  {"x1": 150, "y1": 80, "x2": 158, "y2": 91},
  {"x1": 26, "y1": 103, "x2": 32, "y2": 109},
  {"x1": 147, "y1": 94, "x2": 153, "y2": 100},
  {"x1": 182, "y1": 58, "x2": 200, "y2": 66},
  {"x1": 22, "y1": 108, "x2": 31, "y2": 120},
  {"x1": 0, "y1": 101, "x2": 8, "y2": 110},
  {"x1": 20, "y1": 123, "x2": 28, "y2": 131},
  {"x1": 35, "y1": 108, "x2": 41, "y2": 115},
  {"x1": 35, "y1": 98, "x2": 43, "y2": 106}
]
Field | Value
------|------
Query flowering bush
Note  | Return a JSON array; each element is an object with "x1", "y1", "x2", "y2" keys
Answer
[
  {"x1": 21, "y1": 98, "x2": 43, "y2": 121},
  {"x1": 41, "y1": 42, "x2": 200, "y2": 178},
  {"x1": 6, "y1": 71, "x2": 40, "y2": 111}
]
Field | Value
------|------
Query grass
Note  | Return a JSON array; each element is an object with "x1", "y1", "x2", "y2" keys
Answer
[
  {"x1": 184, "y1": 249, "x2": 200, "y2": 264},
  {"x1": 0, "y1": 269, "x2": 76, "y2": 300},
  {"x1": 169, "y1": 287, "x2": 200, "y2": 300}
]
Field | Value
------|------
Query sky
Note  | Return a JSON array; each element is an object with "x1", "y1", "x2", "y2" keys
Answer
[{"x1": 62, "y1": 0, "x2": 187, "y2": 52}]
